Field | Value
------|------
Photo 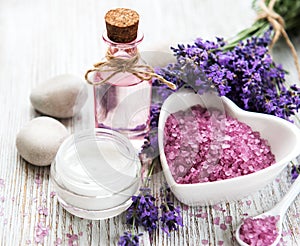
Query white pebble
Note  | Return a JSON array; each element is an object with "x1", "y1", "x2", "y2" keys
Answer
[
  {"x1": 140, "y1": 43, "x2": 176, "y2": 68},
  {"x1": 30, "y1": 74, "x2": 88, "y2": 118},
  {"x1": 16, "y1": 117, "x2": 69, "y2": 166}
]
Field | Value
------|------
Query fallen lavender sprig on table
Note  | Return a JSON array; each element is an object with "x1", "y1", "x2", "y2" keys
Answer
[
  {"x1": 119, "y1": 161, "x2": 183, "y2": 245},
  {"x1": 160, "y1": 184, "x2": 183, "y2": 234},
  {"x1": 126, "y1": 188, "x2": 159, "y2": 234}
]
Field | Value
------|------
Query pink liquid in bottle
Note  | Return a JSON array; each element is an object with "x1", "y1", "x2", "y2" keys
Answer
[{"x1": 93, "y1": 33, "x2": 152, "y2": 139}]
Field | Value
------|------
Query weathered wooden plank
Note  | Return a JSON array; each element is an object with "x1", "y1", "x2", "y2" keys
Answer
[{"x1": 0, "y1": 0, "x2": 299, "y2": 245}]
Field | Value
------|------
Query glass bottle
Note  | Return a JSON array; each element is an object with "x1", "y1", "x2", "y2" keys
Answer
[{"x1": 93, "y1": 32, "x2": 152, "y2": 139}]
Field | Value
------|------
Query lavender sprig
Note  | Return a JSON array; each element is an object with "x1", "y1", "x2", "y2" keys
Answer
[
  {"x1": 118, "y1": 232, "x2": 142, "y2": 246},
  {"x1": 126, "y1": 188, "x2": 159, "y2": 234},
  {"x1": 291, "y1": 161, "x2": 300, "y2": 181},
  {"x1": 141, "y1": 106, "x2": 160, "y2": 160},
  {"x1": 119, "y1": 160, "x2": 159, "y2": 245},
  {"x1": 120, "y1": 157, "x2": 184, "y2": 244},
  {"x1": 159, "y1": 184, "x2": 183, "y2": 235}
]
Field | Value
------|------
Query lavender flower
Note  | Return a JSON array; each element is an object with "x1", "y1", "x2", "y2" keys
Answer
[
  {"x1": 160, "y1": 185, "x2": 183, "y2": 234},
  {"x1": 154, "y1": 30, "x2": 300, "y2": 122},
  {"x1": 126, "y1": 188, "x2": 159, "y2": 233},
  {"x1": 118, "y1": 232, "x2": 142, "y2": 246},
  {"x1": 291, "y1": 164, "x2": 300, "y2": 180},
  {"x1": 141, "y1": 126, "x2": 159, "y2": 159},
  {"x1": 140, "y1": 103, "x2": 161, "y2": 159}
]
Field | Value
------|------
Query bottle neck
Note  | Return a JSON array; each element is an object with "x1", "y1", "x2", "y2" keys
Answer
[
  {"x1": 107, "y1": 45, "x2": 138, "y2": 58},
  {"x1": 102, "y1": 32, "x2": 143, "y2": 58}
]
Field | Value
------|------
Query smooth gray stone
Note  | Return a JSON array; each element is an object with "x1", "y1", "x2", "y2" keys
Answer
[
  {"x1": 30, "y1": 74, "x2": 88, "y2": 118},
  {"x1": 16, "y1": 117, "x2": 69, "y2": 166}
]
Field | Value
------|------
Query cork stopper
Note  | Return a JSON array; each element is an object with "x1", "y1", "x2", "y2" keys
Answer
[{"x1": 105, "y1": 8, "x2": 139, "y2": 43}]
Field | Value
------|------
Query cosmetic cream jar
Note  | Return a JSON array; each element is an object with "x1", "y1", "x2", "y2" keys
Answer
[{"x1": 50, "y1": 128, "x2": 141, "y2": 220}]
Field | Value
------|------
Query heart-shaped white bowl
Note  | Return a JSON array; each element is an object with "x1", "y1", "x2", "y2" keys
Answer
[{"x1": 158, "y1": 90, "x2": 300, "y2": 206}]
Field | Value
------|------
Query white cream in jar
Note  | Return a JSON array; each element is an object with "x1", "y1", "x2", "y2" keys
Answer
[{"x1": 50, "y1": 128, "x2": 141, "y2": 220}]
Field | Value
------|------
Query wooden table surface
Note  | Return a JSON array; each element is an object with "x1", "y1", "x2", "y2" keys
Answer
[{"x1": 0, "y1": 0, "x2": 300, "y2": 245}]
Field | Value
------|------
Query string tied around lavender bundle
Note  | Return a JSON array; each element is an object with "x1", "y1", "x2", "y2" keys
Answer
[
  {"x1": 257, "y1": 0, "x2": 300, "y2": 80},
  {"x1": 85, "y1": 50, "x2": 177, "y2": 89}
]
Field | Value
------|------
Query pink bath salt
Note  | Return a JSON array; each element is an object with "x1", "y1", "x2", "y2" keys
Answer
[
  {"x1": 220, "y1": 223, "x2": 227, "y2": 230},
  {"x1": 196, "y1": 212, "x2": 208, "y2": 219},
  {"x1": 50, "y1": 191, "x2": 56, "y2": 198},
  {"x1": 34, "y1": 222, "x2": 50, "y2": 243},
  {"x1": 281, "y1": 230, "x2": 292, "y2": 237},
  {"x1": 213, "y1": 204, "x2": 223, "y2": 211},
  {"x1": 67, "y1": 233, "x2": 79, "y2": 246},
  {"x1": 38, "y1": 206, "x2": 49, "y2": 216},
  {"x1": 239, "y1": 215, "x2": 280, "y2": 246},
  {"x1": 163, "y1": 105, "x2": 276, "y2": 184},
  {"x1": 35, "y1": 177, "x2": 42, "y2": 187},
  {"x1": 55, "y1": 238, "x2": 62, "y2": 245},
  {"x1": 225, "y1": 216, "x2": 232, "y2": 224},
  {"x1": 246, "y1": 200, "x2": 252, "y2": 206},
  {"x1": 201, "y1": 239, "x2": 209, "y2": 245},
  {"x1": 213, "y1": 217, "x2": 220, "y2": 225}
]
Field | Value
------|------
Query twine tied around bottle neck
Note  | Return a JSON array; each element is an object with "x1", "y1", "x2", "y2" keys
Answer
[
  {"x1": 257, "y1": 0, "x2": 300, "y2": 79},
  {"x1": 85, "y1": 51, "x2": 177, "y2": 90}
]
